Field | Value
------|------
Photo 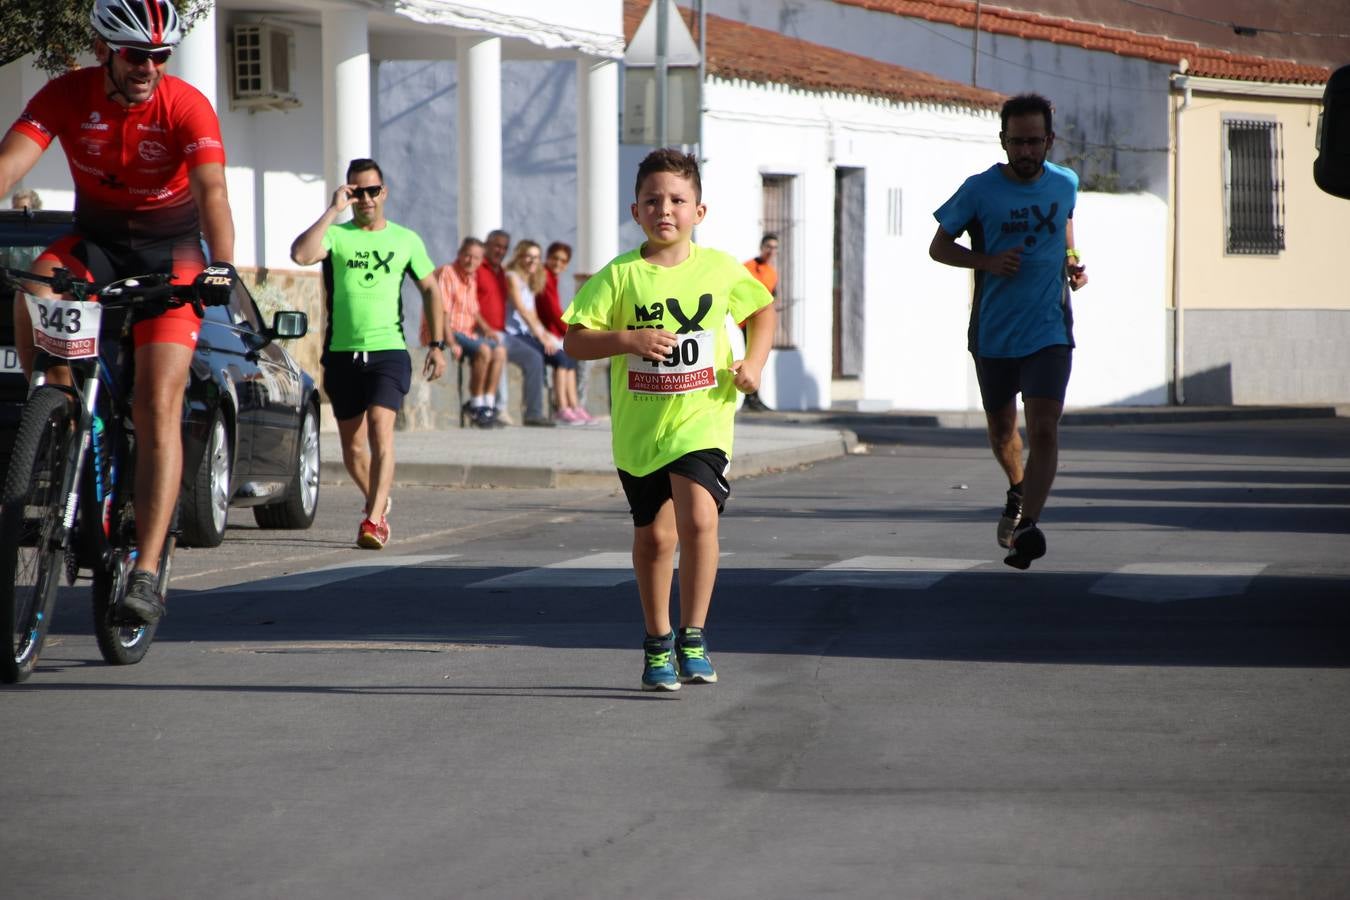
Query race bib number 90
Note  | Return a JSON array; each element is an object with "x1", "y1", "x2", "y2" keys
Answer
[
  {"x1": 627, "y1": 330, "x2": 716, "y2": 395},
  {"x1": 25, "y1": 294, "x2": 103, "y2": 360}
]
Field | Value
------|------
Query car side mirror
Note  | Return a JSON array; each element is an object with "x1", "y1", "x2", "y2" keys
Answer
[
  {"x1": 1315, "y1": 64, "x2": 1350, "y2": 199},
  {"x1": 269, "y1": 310, "x2": 308, "y2": 340}
]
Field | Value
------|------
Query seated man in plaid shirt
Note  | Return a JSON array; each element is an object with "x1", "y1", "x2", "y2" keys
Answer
[{"x1": 422, "y1": 237, "x2": 508, "y2": 428}]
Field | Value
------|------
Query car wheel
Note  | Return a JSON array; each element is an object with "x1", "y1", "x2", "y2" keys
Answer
[
  {"x1": 180, "y1": 407, "x2": 231, "y2": 548},
  {"x1": 253, "y1": 401, "x2": 319, "y2": 531}
]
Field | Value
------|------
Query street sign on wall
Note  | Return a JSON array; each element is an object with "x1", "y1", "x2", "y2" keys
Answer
[{"x1": 622, "y1": 0, "x2": 701, "y2": 145}]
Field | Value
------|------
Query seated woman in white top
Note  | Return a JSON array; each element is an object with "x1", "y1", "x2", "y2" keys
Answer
[{"x1": 504, "y1": 240, "x2": 592, "y2": 424}]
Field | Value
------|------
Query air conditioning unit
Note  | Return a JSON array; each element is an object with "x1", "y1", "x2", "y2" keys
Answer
[{"x1": 230, "y1": 23, "x2": 300, "y2": 112}]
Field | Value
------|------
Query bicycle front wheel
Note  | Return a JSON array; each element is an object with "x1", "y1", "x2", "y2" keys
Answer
[
  {"x1": 92, "y1": 547, "x2": 164, "y2": 666},
  {"x1": 0, "y1": 387, "x2": 78, "y2": 684}
]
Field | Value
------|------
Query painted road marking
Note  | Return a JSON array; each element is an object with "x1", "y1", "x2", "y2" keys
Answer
[
  {"x1": 208, "y1": 555, "x2": 459, "y2": 594},
  {"x1": 776, "y1": 556, "x2": 986, "y2": 590},
  {"x1": 1089, "y1": 562, "x2": 1267, "y2": 602},
  {"x1": 468, "y1": 552, "x2": 636, "y2": 589}
]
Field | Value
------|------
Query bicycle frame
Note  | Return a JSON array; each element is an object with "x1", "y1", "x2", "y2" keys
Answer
[{"x1": 29, "y1": 351, "x2": 122, "y2": 568}]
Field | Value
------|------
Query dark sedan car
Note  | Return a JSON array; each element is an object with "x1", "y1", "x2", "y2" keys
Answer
[{"x1": 1, "y1": 209, "x2": 321, "y2": 547}]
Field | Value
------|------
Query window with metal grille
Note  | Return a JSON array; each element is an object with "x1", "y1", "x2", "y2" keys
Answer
[
  {"x1": 1223, "y1": 118, "x2": 1285, "y2": 255},
  {"x1": 761, "y1": 174, "x2": 799, "y2": 348}
]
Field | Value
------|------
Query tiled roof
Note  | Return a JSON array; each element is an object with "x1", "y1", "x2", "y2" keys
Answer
[
  {"x1": 623, "y1": 2, "x2": 1005, "y2": 111},
  {"x1": 837, "y1": 0, "x2": 1332, "y2": 85}
]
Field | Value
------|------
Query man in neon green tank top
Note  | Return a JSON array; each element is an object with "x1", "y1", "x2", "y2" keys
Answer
[
  {"x1": 564, "y1": 148, "x2": 775, "y2": 691},
  {"x1": 291, "y1": 157, "x2": 448, "y2": 550}
]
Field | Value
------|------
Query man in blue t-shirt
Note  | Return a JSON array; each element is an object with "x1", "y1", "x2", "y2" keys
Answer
[{"x1": 930, "y1": 93, "x2": 1090, "y2": 570}]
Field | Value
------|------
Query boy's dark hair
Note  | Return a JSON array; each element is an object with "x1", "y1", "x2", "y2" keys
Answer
[
  {"x1": 761, "y1": 232, "x2": 778, "y2": 245},
  {"x1": 546, "y1": 241, "x2": 572, "y2": 259},
  {"x1": 346, "y1": 157, "x2": 384, "y2": 183},
  {"x1": 635, "y1": 148, "x2": 702, "y2": 202},
  {"x1": 458, "y1": 237, "x2": 485, "y2": 252},
  {"x1": 1000, "y1": 94, "x2": 1054, "y2": 134}
]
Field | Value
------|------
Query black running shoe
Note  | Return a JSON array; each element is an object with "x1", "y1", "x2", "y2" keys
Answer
[
  {"x1": 997, "y1": 487, "x2": 1023, "y2": 548},
  {"x1": 743, "y1": 392, "x2": 772, "y2": 412},
  {"x1": 1003, "y1": 521, "x2": 1046, "y2": 570},
  {"x1": 120, "y1": 570, "x2": 166, "y2": 625}
]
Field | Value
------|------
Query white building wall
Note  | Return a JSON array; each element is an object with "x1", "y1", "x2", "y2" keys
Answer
[
  {"x1": 1064, "y1": 192, "x2": 1169, "y2": 406},
  {"x1": 0, "y1": 56, "x2": 82, "y2": 211},
  {"x1": 215, "y1": 21, "x2": 328, "y2": 272},
  {"x1": 695, "y1": 78, "x2": 1000, "y2": 410},
  {"x1": 376, "y1": 59, "x2": 584, "y2": 273},
  {"x1": 687, "y1": 77, "x2": 1168, "y2": 411},
  {"x1": 694, "y1": 0, "x2": 1173, "y2": 197}
]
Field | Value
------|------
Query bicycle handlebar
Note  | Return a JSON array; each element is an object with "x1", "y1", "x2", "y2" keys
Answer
[{"x1": 1, "y1": 266, "x2": 201, "y2": 314}]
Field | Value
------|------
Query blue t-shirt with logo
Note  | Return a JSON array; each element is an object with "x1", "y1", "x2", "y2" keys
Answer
[{"x1": 935, "y1": 161, "x2": 1078, "y2": 358}]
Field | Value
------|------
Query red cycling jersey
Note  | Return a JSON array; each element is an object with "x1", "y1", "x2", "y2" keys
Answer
[{"x1": 10, "y1": 67, "x2": 226, "y2": 247}]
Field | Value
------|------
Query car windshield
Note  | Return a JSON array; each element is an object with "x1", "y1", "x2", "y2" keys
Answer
[{"x1": 0, "y1": 238, "x2": 44, "y2": 274}]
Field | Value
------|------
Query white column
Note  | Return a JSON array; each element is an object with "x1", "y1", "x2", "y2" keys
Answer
[
  {"x1": 576, "y1": 57, "x2": 619, "y2": 277},
  {"x1": 173, "y1": 2, "x2": 218, "y2": 110},
  {"x1": 323, "y1": 9, "x2": 371, "y2": 199},
  {"x1": 458, "y1": 36, "x2": 502, "y2": 241}
]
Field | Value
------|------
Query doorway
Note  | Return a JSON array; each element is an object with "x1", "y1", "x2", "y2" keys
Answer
[{"x1": 833, "y1": 167, "x2": 865, "y2": 379}]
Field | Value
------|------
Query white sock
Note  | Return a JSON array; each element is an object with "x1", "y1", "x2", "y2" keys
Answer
[{"x1": 472, "y1": 394, "x2": 487, "y2": 408}]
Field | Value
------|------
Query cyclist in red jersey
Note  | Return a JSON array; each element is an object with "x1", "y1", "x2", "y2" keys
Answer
[{"x1": 0, "y1": 0, "x2": 238, "y2": 625}]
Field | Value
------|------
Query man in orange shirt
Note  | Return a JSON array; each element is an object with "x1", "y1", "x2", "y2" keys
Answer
[
  {"x1": 742, "y1": 233, "x2": 779, "y2": 411},
  {"x1": 423, "y1": 237, "x2": 507, "y2": 427}
]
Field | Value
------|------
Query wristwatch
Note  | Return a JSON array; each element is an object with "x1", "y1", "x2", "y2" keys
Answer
[{"x1": 429, "y1": 340, "x2": 447, "y2": 351}]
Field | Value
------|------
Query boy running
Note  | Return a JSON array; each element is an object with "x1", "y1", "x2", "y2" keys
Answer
[{"x1": 563, "y1": 149, "x2": 775, "y2": 692}]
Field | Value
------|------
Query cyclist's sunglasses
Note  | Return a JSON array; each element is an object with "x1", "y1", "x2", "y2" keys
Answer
[
  {"x1": 112, "y1": 45, "x2": 173, "y2": 65},
  {"x1": 350, "y1": 185, "x2": 384, "y2": 200}
]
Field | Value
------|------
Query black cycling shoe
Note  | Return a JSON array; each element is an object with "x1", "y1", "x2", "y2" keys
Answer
[
  {"x1": 119, "y1": 570, "x2": 166, "y2": 625},
  {"x1": 1003, "y1": 521, "x2": 1046, "y2": 571}
]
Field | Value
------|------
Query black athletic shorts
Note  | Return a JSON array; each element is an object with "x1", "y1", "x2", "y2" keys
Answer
[
  {"x1": 617, "y1": 449, "x2": 731, "y2": 527},
  {"x1": 973, "y1": 344, "x2": 1073, "y2": 412},
  {"x1": 322, "y1": 349, "x2": 412, "y2": 421}
]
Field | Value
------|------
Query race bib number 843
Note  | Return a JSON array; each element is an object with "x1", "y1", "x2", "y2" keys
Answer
[
  {"x1": 627, "y1": 330, "x2": 716, "y2": 395},
  {"x1": 25, "y1": 294, "x2": 103, "y2": 360}
]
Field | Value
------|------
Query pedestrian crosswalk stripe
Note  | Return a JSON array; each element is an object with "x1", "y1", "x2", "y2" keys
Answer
[
  {"x1": 776, "y1": 556, "x2": 986, "y2": 589},
  {"x1": 1089, "y1": 562, "x2": 1267, "y2": 603},
  {"x1": 208, "y1": 555, "x2": 460, "y2": 594},
  {"x1": 467, "y1": 552, "x2": 635, "y2": 589}
]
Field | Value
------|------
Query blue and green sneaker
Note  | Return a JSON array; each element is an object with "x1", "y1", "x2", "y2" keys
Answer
[
  {"x1": 675, "y1": 626, "x2": 718, "y2": 684},
  {"x1": 641, "y1": 632, "x2": 680, "y2": 692}
]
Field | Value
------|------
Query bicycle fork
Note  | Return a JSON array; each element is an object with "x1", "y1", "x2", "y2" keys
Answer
[{"x1": 42, "y1": 375, "x2": 100, "y2": 555}]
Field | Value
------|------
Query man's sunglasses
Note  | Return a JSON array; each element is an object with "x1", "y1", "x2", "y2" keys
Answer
[
  {"x1": 350, "y1": 185, "x2": 384, "y2": 200},
  {"x1": 113, "y1": 45, "x2": 173, "y2": 65}
]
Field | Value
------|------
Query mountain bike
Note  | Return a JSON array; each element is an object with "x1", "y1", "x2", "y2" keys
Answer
[{"x1": 0, "y1": 265, "x2": 201, "y2": 683}]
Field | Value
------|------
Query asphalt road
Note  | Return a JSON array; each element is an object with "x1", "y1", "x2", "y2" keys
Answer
[{"x1": 4, "y1": 418, "x2": 1349, "y2": 899}]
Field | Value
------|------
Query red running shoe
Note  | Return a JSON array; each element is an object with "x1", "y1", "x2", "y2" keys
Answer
[{"x1": 357, "y1": 516, "x2": 390, "y2": 550}]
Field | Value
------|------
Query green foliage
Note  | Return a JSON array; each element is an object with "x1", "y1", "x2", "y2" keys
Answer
[{"x1": 0, "y1": 0, "x2": 211, "y2": 74}]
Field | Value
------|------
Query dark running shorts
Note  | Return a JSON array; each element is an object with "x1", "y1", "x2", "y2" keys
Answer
[
  {"x1": 322, "y1": 349, "x2": 412, "y2": 420},
  {"x1": 973, "y1": 344, "x2": 1073, "y2": 412},
  {"x1": 617, "y1": 449, "x2": 731, "y2": 527},
  {"x1": 37, "y1": 232, "x2": 205, "y2": 349}
]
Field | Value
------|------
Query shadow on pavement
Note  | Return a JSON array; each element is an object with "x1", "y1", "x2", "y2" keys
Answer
[{"x1": 36, "y1": 563, "x2": 1350, "y2": 671}]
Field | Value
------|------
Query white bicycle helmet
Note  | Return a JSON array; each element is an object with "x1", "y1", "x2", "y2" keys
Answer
[{"x1": 90, "y1": 0, "x2": 183, "y2": 48}]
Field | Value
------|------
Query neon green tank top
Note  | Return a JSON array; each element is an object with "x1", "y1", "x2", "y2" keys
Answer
[{"x1": 321, "y1": 220, "x2": 434, "y2": 352}]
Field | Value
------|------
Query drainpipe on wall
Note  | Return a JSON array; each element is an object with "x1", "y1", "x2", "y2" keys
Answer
[{"x1": 1172, "y1": 64, "x2": 1191, "y2": 405}]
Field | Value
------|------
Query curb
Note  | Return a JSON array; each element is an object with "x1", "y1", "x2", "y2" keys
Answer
[
  {"x1": 319, "y1": 428, "x2": 861, "y2": 490},
  {"x1": 773, "y1": 405, "x2": 1346, "y2": 429}
]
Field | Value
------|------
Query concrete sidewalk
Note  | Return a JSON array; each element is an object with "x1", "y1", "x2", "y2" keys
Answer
[
  {"x1": 319, "y1": 417, "x2": 860, "y2": 489},
  {"x1": 319, "y1": 403, "x2": 1345, "y2": 490}
]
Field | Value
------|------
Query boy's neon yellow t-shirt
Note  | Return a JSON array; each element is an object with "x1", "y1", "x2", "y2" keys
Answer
[{"x1": 564, "y1": 243, "x2": 773, "y2": 476}]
